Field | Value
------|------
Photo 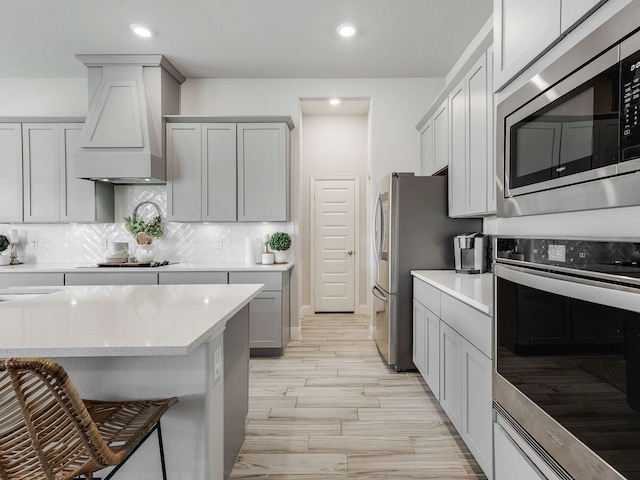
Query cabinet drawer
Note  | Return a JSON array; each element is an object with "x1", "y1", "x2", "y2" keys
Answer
[
  {"x1": 65, "y1": 272, "x2": 158, "y2": 286},
  {"x1": 413, "y1": 278, "x2": 441, "y2": 317},
  {"x1": 0, "y1": 273, "x2": 64, "y2": 287},
  {"x1": 229, "y1": 271, "x2": 282, "y2": 290},
  {"x1": 158, "y1": 271, "x2": 228, "y2": 285},
  {"x1": 441, "y1": 293, "x2": 492, "y2": 358}
]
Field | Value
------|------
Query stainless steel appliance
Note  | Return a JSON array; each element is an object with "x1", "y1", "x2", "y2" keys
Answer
[
  {"x1": 494, "y1": 236, "x2": 640, "y2": 480},
  {"x1": 496, "y1": 1, "x2": 640, "y2": 217},
  {"x1": 371, "y1": 173, "x2": 481, "y2": 371},
  {"x1": 454, "y1": 233, "x2": 486, "y2": 274}
]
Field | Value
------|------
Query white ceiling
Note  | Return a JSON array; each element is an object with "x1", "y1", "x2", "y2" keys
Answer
[{"x1": 1, "y1": 0, "x2": 492, "y2": 80}]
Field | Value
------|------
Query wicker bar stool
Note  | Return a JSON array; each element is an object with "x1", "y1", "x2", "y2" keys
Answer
[{"x1": 0, "y1": 357, "x2": 178, "y2": 480}]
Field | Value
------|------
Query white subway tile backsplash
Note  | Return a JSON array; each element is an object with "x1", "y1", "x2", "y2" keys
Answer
[{"x1": 0, "y1": 185, "x2": 293, "y2": 264}]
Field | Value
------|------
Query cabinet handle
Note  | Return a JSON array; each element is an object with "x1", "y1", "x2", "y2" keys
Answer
[{"x1": 347, "y1": 251, "x2": 354, "y2": 256}]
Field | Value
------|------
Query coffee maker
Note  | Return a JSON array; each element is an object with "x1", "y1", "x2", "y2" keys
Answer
[{"x1": 454, "y1": 233, "x2": 486, "y2": 274}]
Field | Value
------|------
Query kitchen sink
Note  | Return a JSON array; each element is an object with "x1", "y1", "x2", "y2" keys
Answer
[{"x1": 0, "y1": 288, "x2": 60, "y2": 302}]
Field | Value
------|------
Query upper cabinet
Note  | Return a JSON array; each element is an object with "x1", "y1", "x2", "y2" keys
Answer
[
  {"x1": 420, "y1": 100, "x2": 449, "y2": 176},
  {"x1": 449, "y1": 49, "x2": 495, "y2": 218},
  {"x1": 166, "y1": 117, "x2": 292, "y2": 223},
  {"x1": 0, "y1": 121, "x2": 114, "y2": 224},
  {"x1": 494, "y1": 0, "x2": 607, "y2": 91}
]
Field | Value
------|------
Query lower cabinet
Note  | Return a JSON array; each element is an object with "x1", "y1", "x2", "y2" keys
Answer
[
  {"x1": 158, "y1": 271, "x2": 228, "y2": 284},
  {"x1": 64, "y1": 272, "x2": 158, "y2": 285},
  {"x1": 413, "y1": 276, "x2": 493, "y2": 479},
  {"x1": 229, "y1": 270, "x2": 290, "y2": 356}
]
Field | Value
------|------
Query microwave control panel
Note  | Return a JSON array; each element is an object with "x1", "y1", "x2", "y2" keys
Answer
[{"x1": 621, "y1": 49, "x2": 640, "y2": 161}]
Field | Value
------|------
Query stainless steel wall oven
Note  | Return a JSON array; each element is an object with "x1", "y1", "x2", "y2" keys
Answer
[
  {"x1": 494, "y1": 236, "x2": 640, "y2": 479},
  {"x1": 496, "y1": 2, "x2": 640, "y2": 217}
]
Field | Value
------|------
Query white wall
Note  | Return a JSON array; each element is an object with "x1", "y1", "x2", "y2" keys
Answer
[
  {"x1": 0, "y1": 78, "x2": 87, "y2": 116},
  {"x1": 301, "y1": 114, "x2": 369, "y2": 313}
]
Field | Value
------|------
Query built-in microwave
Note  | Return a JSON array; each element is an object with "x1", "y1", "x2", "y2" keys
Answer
[{"x1": 496, "y1": 2, "x2": 640, "y2": 217}]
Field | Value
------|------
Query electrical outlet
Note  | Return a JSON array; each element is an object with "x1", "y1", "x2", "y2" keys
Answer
[{"x1": 213, "y1": 346, "x2": 223, "y2": 381}]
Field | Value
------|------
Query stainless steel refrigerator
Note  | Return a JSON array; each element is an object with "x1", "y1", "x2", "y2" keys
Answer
[{"x1": 372, "y1": 173, "x2": 482, "y2": 371}]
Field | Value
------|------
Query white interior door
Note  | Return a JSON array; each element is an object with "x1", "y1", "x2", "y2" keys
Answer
[{"x1": 313, "y1": 178, "x2": 357, "y2": 312}]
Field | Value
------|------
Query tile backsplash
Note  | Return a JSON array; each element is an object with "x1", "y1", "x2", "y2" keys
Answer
[{"x1": 0, "y1": 185, "x2": 293, "y2": 264}]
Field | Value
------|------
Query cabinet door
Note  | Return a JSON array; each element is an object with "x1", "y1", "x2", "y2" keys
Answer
[
  {"x1": 461, "y1": 339, "x2": 493, "y2": 479},
  {"x1": 237, "y1": 123, "x2": 289, "y2": 221},
  {"x1": 494, "y1": 0, "x2": 561, "y2": 91},
  {"x1": 23, "y1": 124, "x2": 60, "y2": 222},
  {"x1": 494, "y1": 423, "x2": 546, "y2": 480},
  {"x1": 420, "y1": 120, "x2": 435, "y2": 175},
  {"x1": 166, "y1": 123, "x2": 202, "y2": 221},
  {"x1": 0, "y1": 273, "x2": 64, "y2": 287},
  {"x1": 466, "y1": 52, "x2": 489, "y2": 216},
  {"x1": 486, "y1": 46, "x2": 497, "y2": 213},
  {"x1": 202, "y1": 123, "x2": 237, "y2": 221},
  {"x1": 561, "y1": 0, "x2": 604, "y2": 34},
  {"x1": 433, "y1": 100, "x2": 449, "y2": 173},
  {"x1": 0, "y1": 124, "x2": 23, "y2": 223},
  {"x1": 413, "y1": 299, "x2": 427, "y2": 377},
  {"x1": 448, "y1": 82, "x2": 466, "y2": 217},
  {"x1": 439, "y1": 321, "x2": 462, "y2": 430},
  {"x1": 248, "y1": 291, "x2": 283, "y2": 349},
  {"x1": 424, "y1": 308, "x2": 440, "y2": 401}
]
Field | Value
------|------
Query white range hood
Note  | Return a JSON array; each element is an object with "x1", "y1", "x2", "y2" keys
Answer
[{"x1": 74, "y1": 55, "x2": 185, "y2": 184}]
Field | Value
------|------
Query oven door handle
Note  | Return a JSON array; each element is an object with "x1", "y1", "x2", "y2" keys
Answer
[{"x1": 495, "y1": 263, "x2": 640, "y2": 313}]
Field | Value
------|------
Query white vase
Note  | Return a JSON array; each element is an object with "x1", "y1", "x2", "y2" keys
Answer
[
  {"x1": 135, "y1": 245, "x2": 155, "y2": 263},
  {"x1": 274, "y1": 250, "x2": 288, "y2": 264}
]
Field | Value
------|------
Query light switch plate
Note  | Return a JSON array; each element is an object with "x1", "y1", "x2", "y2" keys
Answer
[{"x1": 213, "y1": 346, "x2": 223, "y2": 381}]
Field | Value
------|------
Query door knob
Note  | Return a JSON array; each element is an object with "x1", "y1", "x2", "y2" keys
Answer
[{"x1": 347, "y1": 251, "x2": 354, "y2": 256}]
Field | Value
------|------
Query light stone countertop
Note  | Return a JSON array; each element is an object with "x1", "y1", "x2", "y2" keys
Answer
[
  {"x1": 0, "y1": 261, "x2": 294, "y2": 273},
  {"x1": 411, "y1": 270, "x2": 494, "y2": 315},
  {"x1": 0, "y1": 283, "x2": 263, "y2": 357}
]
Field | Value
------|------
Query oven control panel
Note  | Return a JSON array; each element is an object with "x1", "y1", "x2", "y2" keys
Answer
[{"x1": 621, "y1": 49, "x2": 640, "y2": 161}]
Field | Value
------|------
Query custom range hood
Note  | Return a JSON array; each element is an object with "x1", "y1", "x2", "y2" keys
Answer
[{"x1": 74, "y1": 55, "x2": 185, "y2": 184}]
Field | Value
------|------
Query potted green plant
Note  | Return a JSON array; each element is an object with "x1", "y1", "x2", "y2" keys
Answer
[
  {"x1": 123, "y1": 201, "x2": 165, "y2": 262},
  {"x1": 268, "y1": 232, "x2": 291, "y2": 263},
  {"x1": 0, "y1": 234, "x2": 9, "y2": 265}
]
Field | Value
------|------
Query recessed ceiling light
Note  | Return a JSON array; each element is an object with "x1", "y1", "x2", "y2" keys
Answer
[
  {"x1": 337, "y1": 23, "x2": 357, "y2": 38},
  {"x1": 130, "y1": 23, "x2": 154, "y2": 38},
  {"x1": 329, "y1": 98, "x2": 341, "y2": 105},
  {"x1": 144, "y1": 178, "x2": 151, "y2": 182}
]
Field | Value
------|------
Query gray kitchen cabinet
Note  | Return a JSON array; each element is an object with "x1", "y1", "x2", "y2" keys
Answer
[
  {"x1": 237, "y1": 123, "x2": 290, "y2": 222},
  {"x1": 486, "y1": 46, "x2": 497, "y2": 213},
  {"x1": 229, "y1": 270, "x2": 290, "y2": 355},
  {"x1": 412, "y1": 299, "x2": 427, "y2": 377},
  {"x1": 494, "y1": 0, "x2": 561, "y2": 91},
  {"x1": 0, "y1": 124, "x2": 23, "y2": 223},
  {"x1": 439, "y1": 320, "x2": 462, "y2": 431},
  {"x1": 166, "y1": 123, "x2": 237, "y2": 222},
  {"x1": 461, "y1": 337, "x2": 493, "y2": 479},
  {"x1": 22, "y1": 123, "x2": 60, "y2": 222},
  {"x1": 494, "y1": 0, "x2": 607, "y2": 91},
  {"x1": 64, "y1": 272, "x2": 158, "y2": 285},
  {"x1": 158, "y1": 271, "x2": 228, "y2": 284},
  {"x1": 419, "y1": 119, "x2": 434, "y2": 176},
  {"x1": 432, "y1": 100, "x2": 449, "y2": 174},
  {"x1": 0, "y1": 273, "x2": 64, "y2": 287},
  {"x1": 19, "y1": 122, "x2": 113, "y2": 223},
  {"x1": 449, "y1": 51, "x2": 493, "y2": 218},
  {"x1": 413, "y1": 278, "x2": 441, "y2": 400}
]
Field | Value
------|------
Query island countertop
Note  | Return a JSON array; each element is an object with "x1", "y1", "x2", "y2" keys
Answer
[{"x1": 0, "y1": 283, "x2": 263, "y2": 357}]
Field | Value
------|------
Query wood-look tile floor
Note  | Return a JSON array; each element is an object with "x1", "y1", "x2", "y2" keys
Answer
[{"x1": 230, "y1": 314, "x2": 487, "y2": 480}]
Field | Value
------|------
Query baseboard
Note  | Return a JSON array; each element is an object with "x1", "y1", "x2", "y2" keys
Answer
[
  {"x1": 355, "y1": 304, "x2": 368, "y2": 315},
  {"x1": 299, "y1": 305, "x2": 313, "y2": 317},
  {"x1": 290, "y1": 326, "x2": 302, "y2": 340}
]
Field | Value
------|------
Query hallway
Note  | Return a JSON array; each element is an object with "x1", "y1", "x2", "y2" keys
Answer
[{"x1": 230, "y1": 314, "x2": 486, "y2": 479}]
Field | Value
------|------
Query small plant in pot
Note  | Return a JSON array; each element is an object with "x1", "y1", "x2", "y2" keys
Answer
[
  {"x1": 268, "y1": 232, "x2": 291, "y2": 264},
  {"x1": 0, "y1": 234, "x2": 9, "y2": 265},
  {"x1": 123, "y1": 201, "x2": 165, "y2": 262}
]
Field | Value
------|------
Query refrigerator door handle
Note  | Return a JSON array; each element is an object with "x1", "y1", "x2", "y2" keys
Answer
[
  {"x1": 372, "y1": 192, "x2": 385, "y2": 263},
  {"x1": 371, "y1": 284, "x2": 389, "y2": 302}
]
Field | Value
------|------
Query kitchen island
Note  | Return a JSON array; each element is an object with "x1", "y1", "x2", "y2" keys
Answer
[{"x1": 0, "y1": 283, "x2": 263, "y2": 480}]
